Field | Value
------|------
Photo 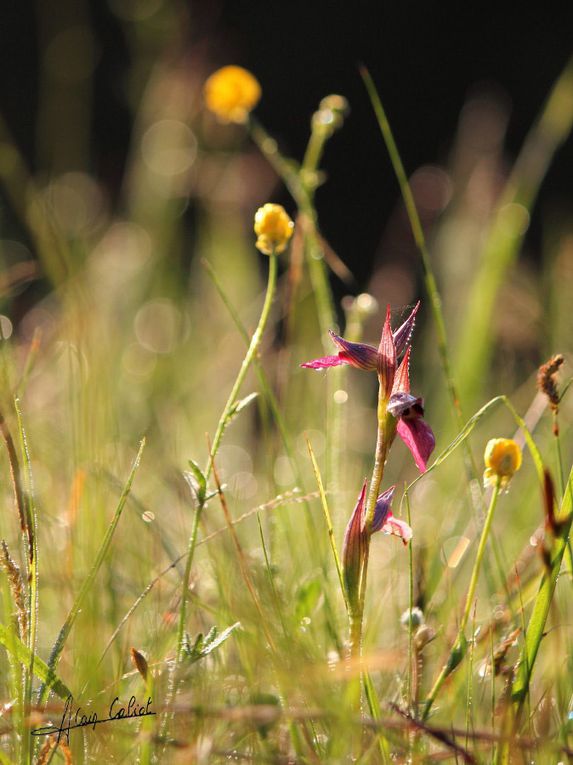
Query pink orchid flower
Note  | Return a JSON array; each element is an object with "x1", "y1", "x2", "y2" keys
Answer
[
  {"x1": 301, "y1": 302, "x2": 435, "y2": 471},
  {"x1": 342, "y1": 481, "x2": 412, "y2": 600}
]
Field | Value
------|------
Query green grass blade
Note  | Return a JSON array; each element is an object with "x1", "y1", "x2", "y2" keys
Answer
[
  {"x1": 0, "y1": 623, "x2": 71, "y2": 699},
  {"x1": 14, "y1": 398, "x2": 38, "y2": 765},
  {"x1": 306, "y1": 437, "x2": 348, "y2": 611},
  {"x1": 454, "y1": 58, "x2": 573, "y2": 407},
  {"x1": 38, "y1": 438, "x2": 145, "y2": 705},
  {"x1": 511, "y1": 463, "x2": 573, "y2": 713},
  {"x1": 363, "y1": 670, "x2": 391, "y2": 763}
]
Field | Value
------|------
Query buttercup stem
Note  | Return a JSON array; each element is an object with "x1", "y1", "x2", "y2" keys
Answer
[
  {"x1": 459, "y1": 478, "x2": 502, "y2": 635},
  {"x1": 176, "y1": 251, "x2": 279, "y2": 661},
  {"x1": 422, "y1": 476, "x2": 502, "y2": 720}
]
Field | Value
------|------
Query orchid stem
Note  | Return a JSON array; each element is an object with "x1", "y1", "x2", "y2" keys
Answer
[
  {"x1": 422, "y1": 477, "x2": 502, "y2": 720},
  {"x1": 351, "y1": 391, "x2": 396, "y2": 666}
]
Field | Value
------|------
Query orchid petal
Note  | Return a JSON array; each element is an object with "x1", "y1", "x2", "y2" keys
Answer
[
  {"x1": 381, "y1": 512, "x2": 413, "y2": 545},
  {"x1": 301, "y1": 355, "x2": 349, "y2": 370},
  {"x1": 329, "y1": 332, "x2": 379, "y2": 371},
  {"x1": 393, "y1": 302, "x2": 420, "y2": 359},
  {"x1": 342, "y1": 481, "x2": 368, "y2": 606},
  {"x1": 377, "y1": 305, "x2": 396, "y2": 395},
  {"x1": 392, "y1": 346, "x2": 411, "y2": 395},
  {"x1": 371, "y1": 486, "x2": 396, "y2": 533},
  {"x1": 397, "y1": 417, "x2": 436, "y2": 472}
]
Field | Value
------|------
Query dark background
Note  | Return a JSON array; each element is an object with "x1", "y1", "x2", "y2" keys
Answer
[{"x1": 1, "y1": 1, "x2": 573, "y2": 287}]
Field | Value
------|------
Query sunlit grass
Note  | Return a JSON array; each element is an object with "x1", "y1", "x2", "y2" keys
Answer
[{"x1": 0, "y1": 36, "x2": 571, "y2": 765}]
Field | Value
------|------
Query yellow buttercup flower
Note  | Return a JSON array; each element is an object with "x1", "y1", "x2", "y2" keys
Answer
[
  {"x1": 203, "y1": 66, "x2": 261, "y2": 124},
  {"x1": 254, "y1": 204, "x2": 294, "y2": 255},
  {"x1": 483, "y1": 438, "x2": 522, "y2": 488}
]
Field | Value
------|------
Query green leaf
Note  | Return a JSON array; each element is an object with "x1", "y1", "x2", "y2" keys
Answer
[
  {"x1": 226, "y1": 392, "x2": 259, "y2": 425},
  {"x1": 185, "y1": 459, "x2": 207, "y2": 505},
  {"x1": 185, "y1": 622, "x2": 241, "y2": 664},
  {"x1": 445, "y1": 634, "x2": 467, "y2": 675}
]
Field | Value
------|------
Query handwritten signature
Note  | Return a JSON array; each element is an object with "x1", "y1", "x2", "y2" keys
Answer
[{"x1": 31, "y1": 695, "x2": 155, "y2": 743}]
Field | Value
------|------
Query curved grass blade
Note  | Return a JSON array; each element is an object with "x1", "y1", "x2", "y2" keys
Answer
[
  {"x1": 38, "y1": 438, "x2": 145, "y2": 705},
  {"x1": 407, "y1": 395, "x2": 545, "y2": 493}
]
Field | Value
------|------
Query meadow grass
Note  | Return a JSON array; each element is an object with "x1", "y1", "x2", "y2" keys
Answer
[{"x1": 0, "y1": 50, "x2": 572, "y2": 765}]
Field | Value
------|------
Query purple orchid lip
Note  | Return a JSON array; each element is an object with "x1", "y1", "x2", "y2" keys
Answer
[
  {"x1": 370, "y1": 485, "x2": 412, "y2": 544},
  {"x1": 387, "y1": 392, "x2": 425, "y2": 419},
  {"x1": 371, "y1": 486, "x2": 396, "y2": 533},
  {"x1": 396, "y1": 417, "x2": 436, "y2": 472},
  {"x1": 382, "y1": 513, "x2": 413, "y2": 545}
]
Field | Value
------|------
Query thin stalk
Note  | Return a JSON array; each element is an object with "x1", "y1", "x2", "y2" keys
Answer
[
  {"x1": 176, "y1": 252, "x2": 278, "y2": 661},
  {"x1": 202, "y1": 257, "x2": 317, "y2": 542},
  {"x1": 406, "y1": 490, "x2": 414, "y2": 711},
  {"x1": 14, "y1": 399, "x2": 38, "y2": 765},
  {"x1": 422, "y1": 477, "x2": 502, "y2": 720},
  {"x1": 206, "y1": 252, "x2": 279, "y2": 480},
  {"x1": 360, "y1": 66, "x2": 464, "y2": 430}
]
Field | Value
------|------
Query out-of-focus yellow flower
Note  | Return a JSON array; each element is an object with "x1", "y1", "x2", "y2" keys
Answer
[
  {"x1": 203, "y1": 66, "x2": 261, "y2": 124},
  {"x1": 254, "y1": 204, "x2": 294, "y2": 255},
  {"x1": 483, "y1": 438, "x2": 522, "y2": 488}
]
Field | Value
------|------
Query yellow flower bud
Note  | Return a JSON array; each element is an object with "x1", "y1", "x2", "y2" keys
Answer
[
  {"x1": 254, "y1": 204, "x2": 294, "y2": 255},
  {"x1": 483, "y1": 438, "x2": 522, "y2": 488},
  {"x1": 203, "y1": 65, "x2": 261, "y2": 124}
]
